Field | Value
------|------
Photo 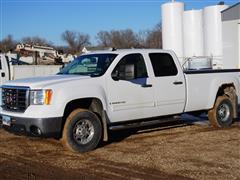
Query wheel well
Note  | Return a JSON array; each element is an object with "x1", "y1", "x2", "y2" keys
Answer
[
  {"x1": 60, "y1": 98, "x2": 104, "y2": 137},
  {"x1": 216, "y1": 83, "x2": 238, "y2": 118},
  {"x1": 216, "y1": 83, "x2": 235, "y2": 97}
]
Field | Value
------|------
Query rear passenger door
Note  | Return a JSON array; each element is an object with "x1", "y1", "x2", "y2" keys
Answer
[{"x1": 149, "y1": 53, "x2": 186, "y2": 115}]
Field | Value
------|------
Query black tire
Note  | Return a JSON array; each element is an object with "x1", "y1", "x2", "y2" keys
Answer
[
  {"x1": 61, "y1": 108, "x2": 102, "y2": 152},
  {"x1": 208, "y1": 96, "x2": 233, "y2": 128}
]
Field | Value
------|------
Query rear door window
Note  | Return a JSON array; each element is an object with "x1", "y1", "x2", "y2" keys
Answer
[{"x1": 149, "y1": 53, "x2": 178, "y2": 77}]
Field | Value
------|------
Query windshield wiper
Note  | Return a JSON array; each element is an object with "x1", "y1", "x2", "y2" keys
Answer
[
  {"x1": 90, "y1": 73, "x2": 103, "y2": 77},
  {"x1": 71, "y1": 73, "x2": 90, "y2": 76},
  {"x1": 58, "y1": 72, "x2": 100, "y2": 76}
]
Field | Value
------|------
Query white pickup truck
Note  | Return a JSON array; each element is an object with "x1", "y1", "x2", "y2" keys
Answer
[{"x1": 1, "y1": 49, "x2": 239, "y2": 152}]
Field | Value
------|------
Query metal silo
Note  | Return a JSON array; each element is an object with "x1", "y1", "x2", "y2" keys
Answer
[
  {"x1": 161, "y1": 1, "x2": 184, "y2": 63},
  {"x1": 203, "y1": 5, "x2": 229, "y2": 60},
  {"x1": 183, "y1": 10, "x2": 204, "y2": 58}
]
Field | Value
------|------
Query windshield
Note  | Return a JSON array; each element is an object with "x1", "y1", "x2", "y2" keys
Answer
[{"x1": 58, "y1": 53, "x2": 117, "y2": 76}]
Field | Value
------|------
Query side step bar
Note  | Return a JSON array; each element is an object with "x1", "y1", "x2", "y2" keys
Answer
[{"x1": 109, "y1": 116, "x2": 182, "y2": 131}]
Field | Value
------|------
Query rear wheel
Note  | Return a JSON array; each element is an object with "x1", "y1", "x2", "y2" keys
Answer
[
  {"x1": 208, "y1": 96, "x2": 233, "y2": 128},
  {"x1": 61, "y1": 109, "x2": 102, "y2": 152}
]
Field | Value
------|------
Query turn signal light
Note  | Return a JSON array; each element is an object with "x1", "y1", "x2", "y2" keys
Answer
[{"x1": 44, "y1": 90, "x2": 52, "y2": 105}]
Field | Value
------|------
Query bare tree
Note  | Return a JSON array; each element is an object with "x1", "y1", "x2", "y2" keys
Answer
[
  {"x1": 96, "y1": 31, "x2": 111, "y2": 47},
  {"x1": 62, "y1": 30, "x2": 91, "y2": 54},
  {"x1": 21, "y1": 36, "x2": 52, "y2": 46},
  {"x1": 144, "y1": 23, "x2": 162, "y2": 48},
  {"x1": 136, "y1": 30, "x2": 149, "y2": 48},
  {"x1": 96, "y1": 25, "x2": 162, "y2": 49},
  {"x1": 61, "y1": 31, "x2": 76, "y2": 50},
  {"x1": 97, "y1": 29, "x2": 140, "y2": 48},
  {"x1": 0, "y1": 35, "x2": 17, "y2": 53},
  {"x1": 76, "y1": 34, "x2": 91, "y2": 51}
]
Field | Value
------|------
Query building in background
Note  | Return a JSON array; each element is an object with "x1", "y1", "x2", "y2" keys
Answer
[{"x1": 222, "y1": 3, "x2": 240, "y2": 69}]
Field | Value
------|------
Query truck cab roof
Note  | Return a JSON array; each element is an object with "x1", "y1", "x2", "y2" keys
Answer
[{"x1": 84, "y1": 49, "x2": 175, "y2": 55}]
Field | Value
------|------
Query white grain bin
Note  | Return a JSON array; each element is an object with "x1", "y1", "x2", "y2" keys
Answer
[
  {"x1": 203, "y1": 5, "x2": 229, "y2": 60},
  {"x1": 183, "y1": 10, "x2": 204, "y2": 58},
  {"x1": 161, "y1": 1, "x2": 184, "y2": 63}
]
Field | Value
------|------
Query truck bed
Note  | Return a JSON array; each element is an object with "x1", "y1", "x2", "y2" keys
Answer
[{"x1": 184, "y1": 69, "x2": 240, "y2": 113}]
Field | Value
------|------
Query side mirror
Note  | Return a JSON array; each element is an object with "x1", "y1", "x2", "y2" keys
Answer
[
  {"x1": 112, "y1": 64, "x2": 135, "y2": 81},
  {"x1": 117, "y1": 64, "x2": 135, "y2": 80},
  {"x1": 111, "y1": 70, "x2": 120, "y2": 81},
  {"x1": 123, "y1": 64, "x2": 135, "y2": 80}
]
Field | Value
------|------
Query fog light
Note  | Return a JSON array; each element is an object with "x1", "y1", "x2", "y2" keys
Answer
[{"x1": 30, "y1": 126, "x2": 42, "y2": 136}]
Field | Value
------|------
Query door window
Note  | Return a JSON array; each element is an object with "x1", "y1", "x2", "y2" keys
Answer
[
  {"x1": 112, "y1": 53, "x2": 148, "y2": 80},
  {"x1": 149, "y1": 53, "x2": 178, "y2": 77}
]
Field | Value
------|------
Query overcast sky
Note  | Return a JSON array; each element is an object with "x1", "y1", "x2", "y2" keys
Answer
[{"x1": 1, "y1": 0, "x2": 239, "y2": 45}]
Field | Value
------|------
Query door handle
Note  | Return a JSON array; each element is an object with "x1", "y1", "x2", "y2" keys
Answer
[
  {"x1": 141, "y1": 84, "x2": 152, "y2": 88},
  {"x1": 173, "y1": 81, "x2": 183, "y2": 85}
]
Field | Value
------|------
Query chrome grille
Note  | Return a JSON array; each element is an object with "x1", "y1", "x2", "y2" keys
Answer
[{"x1": 1, "y1": 86, "x2": 30, "y2": 112}]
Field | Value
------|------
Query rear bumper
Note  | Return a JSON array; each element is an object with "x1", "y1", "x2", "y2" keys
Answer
[{"x1": 0, "y1": 115, "x2": 63, "y2": 138}]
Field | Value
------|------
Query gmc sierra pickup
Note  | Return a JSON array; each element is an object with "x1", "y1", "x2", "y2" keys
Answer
[{"x1": 1, "y1": 49, "x2": 239, "y2": 152}]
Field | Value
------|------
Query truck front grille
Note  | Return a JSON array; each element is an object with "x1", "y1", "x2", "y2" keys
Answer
[{"x1": 1, "y1": 86, "x2": 30, "y2": 112}]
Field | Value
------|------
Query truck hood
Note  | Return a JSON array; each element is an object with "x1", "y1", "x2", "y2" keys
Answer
[{"x1": 3, "y1": 75, "x2": 91, "y2": 89}]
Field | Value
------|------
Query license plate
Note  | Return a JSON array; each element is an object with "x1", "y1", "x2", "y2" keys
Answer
[{"x1": 2, "y1": 115, "x2": 11, "y2": 126}]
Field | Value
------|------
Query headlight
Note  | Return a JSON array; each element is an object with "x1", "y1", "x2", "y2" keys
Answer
[{"x1": 30, "y1": 89, "x2": 52, "y2": 105}]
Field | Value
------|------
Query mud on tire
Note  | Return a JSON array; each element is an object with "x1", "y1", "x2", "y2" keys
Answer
[
  {"x1": 61, "y1": 109, "x2": 102, "y2": 152},
  {"x1": 208, "y1": 96, "x2": 233, "y2": 128}
]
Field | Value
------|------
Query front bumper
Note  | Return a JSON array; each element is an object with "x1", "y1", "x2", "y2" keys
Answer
[{"x1": 0, "y1": 115, "x2": 63, "y2": 138}]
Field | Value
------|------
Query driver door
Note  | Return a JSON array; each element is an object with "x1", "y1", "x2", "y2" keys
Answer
[{"x1": 106, "y1": 53, "x2": 155, "y2": 123}]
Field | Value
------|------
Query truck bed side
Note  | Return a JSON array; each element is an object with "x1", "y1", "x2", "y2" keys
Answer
[{"x1": 184, "y1": 70, "x2": 240, "y2": 112}]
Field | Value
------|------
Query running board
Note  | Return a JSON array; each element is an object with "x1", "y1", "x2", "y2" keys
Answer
[{"x1": 109, "y1": 116, "x2": 182, "y2": 131}]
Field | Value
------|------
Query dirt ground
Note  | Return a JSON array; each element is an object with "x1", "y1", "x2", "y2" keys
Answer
[{"x1": 0, "y1": 117, "x2": 239, "y2": 180}]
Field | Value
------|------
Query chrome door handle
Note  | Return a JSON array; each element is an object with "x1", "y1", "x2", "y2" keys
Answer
[
  {"x1": 141, "y1": 84, "x2": 152, "y2": 88},
  {"x1": 173, "y1": 81, "x2": 183, "y2": 85}
]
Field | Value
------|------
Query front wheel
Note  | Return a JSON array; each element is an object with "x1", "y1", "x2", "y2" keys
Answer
[
  {"x1": 61, "y1": 109, "x2": 102, "y2": 152},
  {"x1": 208, "y1": 96, "x2": 233, "y2": 128}
]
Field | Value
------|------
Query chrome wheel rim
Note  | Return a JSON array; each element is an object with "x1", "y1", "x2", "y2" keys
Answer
[
  {"x1": 217, "y1": 103, "x2": 230, "y2": 122},
  {"x1": 73, "y1": 119, "x2": 94, "y2": 145}
]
